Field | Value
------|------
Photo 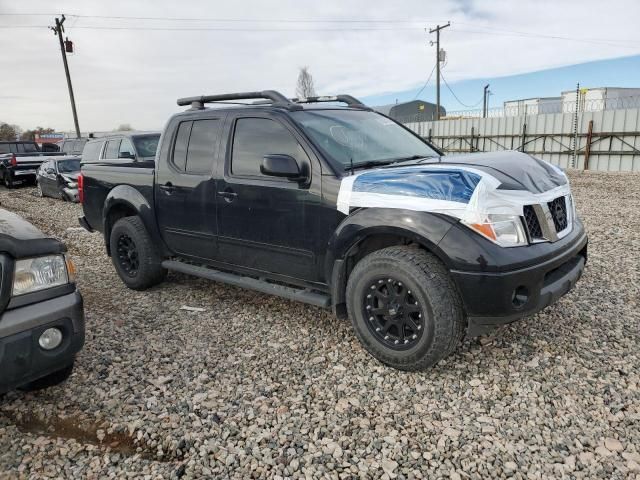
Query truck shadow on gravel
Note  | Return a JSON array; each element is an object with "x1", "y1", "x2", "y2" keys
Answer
[{"x1": 2, "y1": 410, "x2": 171, "y2": 463}]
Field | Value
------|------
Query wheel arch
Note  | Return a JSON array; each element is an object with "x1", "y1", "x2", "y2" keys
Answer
[
  {"x1": 326, "y1": 208, "x2": 457, "y2": 318},
  {"x1": 102, "y1": 186, "x2": 165, "y2": 256}
]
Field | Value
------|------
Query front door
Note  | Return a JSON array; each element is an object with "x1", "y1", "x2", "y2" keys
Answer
[
  {"x1": 155, "y1": 117, "x2": 222, "y2": 260},
  {"x1": 38, "y1": 161, "x2": 54, "y2": 195},
  {"x1": 215, "y1": 114, "x2": 321, "y2": 281}
]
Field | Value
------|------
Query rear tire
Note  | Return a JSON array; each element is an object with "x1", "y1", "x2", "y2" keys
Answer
[
  {"x1": 109, "y1": 216, "x2": 167, "y2": 290},
  {"x1": 3, "y1": 172, "x2": 14, "y2": 189},
  {"x1": 20, "y1": 362, "x2": 74, "y2": 392},
  {"x1": 346, "y1": 246, "x2": 465, "y2": 371}
]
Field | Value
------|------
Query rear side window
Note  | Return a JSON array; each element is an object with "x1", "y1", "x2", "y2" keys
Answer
[
  {"x1": 231, "y1": 118, "x2": 308, "y2": 177},
  {"x1": 82, "y1": 141, "x2": 103, "y2": 161},
  {"x1": 0, "y1": 144, "x2": 13, "y2": 154},
  {"x1": 185, "y1": 120, "x2": 219, "y2": 174},
  {"x1": 171, "y1": 120, "x2": 219, "y2": 174},
  {"x1": 172, "y1": 122, "x2": 192, "y2": 171},
  {"x1": 104, "y1": 139, "x2": 121, "y2": 159},
  {"x1": 20, "y1": 143, "x2": 39, "y2": 153}
]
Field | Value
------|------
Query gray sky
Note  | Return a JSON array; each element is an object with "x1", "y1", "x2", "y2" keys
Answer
[{"x1": 1, "y1": 0, "x2": 639, "y2": 132}]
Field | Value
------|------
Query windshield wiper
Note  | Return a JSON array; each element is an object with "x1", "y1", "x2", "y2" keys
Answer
[{"x1": 344, "y1": 160, "x2": 396, "y2": 171}]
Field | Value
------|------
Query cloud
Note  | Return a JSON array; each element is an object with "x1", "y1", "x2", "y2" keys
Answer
[{"x1": 1, "y1": 0, "x2": 638, "y2": 131}]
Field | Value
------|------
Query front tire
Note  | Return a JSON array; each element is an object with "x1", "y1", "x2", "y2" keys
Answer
[
  {"x1": 109, "y1": 216, "x2": 167, "y2": 290},
  {"x1": 36, "y1": 181, "x2": 44, "y2": 197},
  {"x1": 346, "y1": 246, "x2": 465, "y2": 371}
]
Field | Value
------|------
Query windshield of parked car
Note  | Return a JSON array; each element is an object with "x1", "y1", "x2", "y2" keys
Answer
[
  {"x1": 57, "y1": 159, "x2": 81, "y2": 173},
  {"x1": 291, "y1": 109, "x2": 438, "y2": 169},
  {"x1": 133, "y1": 134, "x2": 160, "y2": 158}
]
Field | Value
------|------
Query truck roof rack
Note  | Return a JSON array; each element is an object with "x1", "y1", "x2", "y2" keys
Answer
[
  {"x1": 291, "y1": 95, "x2": 372, "y2": 110},
  {"x1": 176, "y1": 90, "x2": 300, "y2": 110},
  {"x1": 177, "y1": 90, "x2": 371, "y2": 111}
]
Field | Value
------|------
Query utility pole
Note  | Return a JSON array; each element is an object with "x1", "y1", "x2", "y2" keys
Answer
[
  {"x1": 483, "y1": 84, "x2": 490, "y2": 118},
  {"x1": 50, "y1": 15, "x2": 81, "y2": 138},
  {"x1": 429, "y1": 22, "x2": 450, "y2": 121}
]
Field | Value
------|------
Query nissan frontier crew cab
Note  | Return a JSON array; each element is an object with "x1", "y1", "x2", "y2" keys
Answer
[{"x1": 78, "y1": 91, "x2": 587, "y2": 371}]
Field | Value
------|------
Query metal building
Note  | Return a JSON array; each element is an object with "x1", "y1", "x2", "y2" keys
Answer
[{"x1": 375, "y1": 100, "x2": 444, "y2": 123}]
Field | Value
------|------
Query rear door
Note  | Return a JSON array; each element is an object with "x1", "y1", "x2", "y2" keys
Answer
[
  {"x1": 214, "y1": 113, "x2": 321, "y2": 281},
  {"x1": 155, "y1": 116, "x2": 223, "y2": 260}
]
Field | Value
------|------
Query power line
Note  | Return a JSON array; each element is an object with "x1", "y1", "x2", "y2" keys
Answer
[
  {"x1": 0, "y1": 24, "x2": 428, "y2": 32},
  {"x1": 440, "y1": 72, "x2": 484, "y2": 108},
  {"x1": 413, "y1": 64, "x2": 437, "y2": 100}
]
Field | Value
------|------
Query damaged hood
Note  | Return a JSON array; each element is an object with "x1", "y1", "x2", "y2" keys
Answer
[
  {"x1": 435, "y1": 151, "x2": 567, "y2": 193},
  {"x1": 336, "y1": 151, "x2": 572, "y2": 223}
]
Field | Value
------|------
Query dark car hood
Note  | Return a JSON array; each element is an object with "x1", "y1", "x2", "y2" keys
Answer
[
  {"x1": 433, "y1": 151, "x2": 567, "y2": 194},
  {"x1": 0, "y1": 209, "x2": 65, "y2": 258}
]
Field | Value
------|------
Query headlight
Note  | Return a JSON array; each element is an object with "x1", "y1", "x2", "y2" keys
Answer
[
  {"x1": 463, "y1": 214, "x2": 528, "y2": 247},
  {"x1": 66, "y1": 181, "x2": 78, "y2": 188},
  {"x1": 12, "y1": 255, "x2": 71, "y2": 296}
]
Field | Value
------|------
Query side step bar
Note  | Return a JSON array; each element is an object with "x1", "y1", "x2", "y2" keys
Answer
[{"x1": 162, "y1": 260, "x2": 331, "y2": 308}]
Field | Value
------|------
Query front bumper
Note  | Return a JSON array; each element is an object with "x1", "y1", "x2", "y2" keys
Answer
[
  {"x1": 62, "y1": 186, "x2": 79, "y2": 202},
  {"x1": 450, "y1": 224, "x2": 588, "y2": 337},
  {"x1": 0, "y1": 290, "x2": 85, "y2": 393}
]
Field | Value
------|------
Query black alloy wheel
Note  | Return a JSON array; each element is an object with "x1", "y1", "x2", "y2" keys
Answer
[
  {"x1": 363, "y1": 277, "x2": 424, "y2": 349},
  {"x1": 116, "y1": 234, "x2": 139, "y2": 277}
]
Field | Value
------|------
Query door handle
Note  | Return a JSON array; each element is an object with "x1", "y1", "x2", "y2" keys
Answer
[
  {"x1": 160, "y1": 182, "x2": 175, "y2": 193},
  {"x1": 217, "y1": 190, "x2": 238, "y2": 202}
]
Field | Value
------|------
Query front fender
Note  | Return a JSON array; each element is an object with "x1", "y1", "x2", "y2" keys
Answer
[{"x1": 328, "y1": 208, "x2": 456, "y2": 262}]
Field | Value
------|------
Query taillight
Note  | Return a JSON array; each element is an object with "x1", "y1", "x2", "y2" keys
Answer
[
  {"x1": 77, "y1": 173, "x2": 84, "y2": 204},
  {"x1": 10, "y1": 155, "x2": 17, "y2": 166}
]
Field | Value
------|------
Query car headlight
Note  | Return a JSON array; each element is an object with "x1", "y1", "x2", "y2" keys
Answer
[
  {"x1": 12, "y1": 255, "x2": 74, "y2": 296},
  {"x1": 66, "y1": 181, "x2": 78, "y2": 188},
  {"x1": 463, "y1": 214, "x2": 528, "y2": 247}
]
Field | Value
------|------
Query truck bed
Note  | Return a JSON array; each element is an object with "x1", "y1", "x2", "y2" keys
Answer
[{"x1": 81, "y1": 160, "x2": 155, "y2": 233}]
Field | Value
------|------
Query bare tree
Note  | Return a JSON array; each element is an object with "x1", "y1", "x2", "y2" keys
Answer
[
  {"x1": 296, "y1": 67, "x2": 317, "y2": 99},
  {"x1": 115, "y1": 124, "x2": 134, "y2": 131}
]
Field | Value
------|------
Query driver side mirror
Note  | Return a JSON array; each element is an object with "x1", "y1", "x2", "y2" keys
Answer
[
  {"x1": 45, "y1": 167, "x2": 55, "y2": 174},
  {"x1": 119, "y1": 151, "x2": 136, "y2": 160},
  {"x1": 260, "y1": 154, "x2": 307, "y2": 182}
]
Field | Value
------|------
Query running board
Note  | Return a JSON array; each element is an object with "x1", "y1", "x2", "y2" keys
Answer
[{"x1": 162, "y1": 260, "x2": 331, "y2": 308}]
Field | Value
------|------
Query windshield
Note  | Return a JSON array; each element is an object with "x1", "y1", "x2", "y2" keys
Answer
[
  {"x1": 133, "y1": 134, "x2": 160, "y2": 158},
  {"x1": 57, "y1": 159, "x2": 81, "y2": 173},
  {"x1": 291, "y1": 110, "x2": 438, "y2": 168}
]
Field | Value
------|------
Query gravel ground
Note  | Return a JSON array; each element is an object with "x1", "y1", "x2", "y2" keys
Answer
[{"x1": 0, "y1": 171, "x2": 638, "y2": 479}]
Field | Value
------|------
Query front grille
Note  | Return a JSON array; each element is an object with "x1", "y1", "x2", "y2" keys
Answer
[
  {"x1": 547, "y1": 196, "x2": 568, "y2": 232},
  {"x1": 523, "y1": 205, "x2": 543, "y2": 239}
]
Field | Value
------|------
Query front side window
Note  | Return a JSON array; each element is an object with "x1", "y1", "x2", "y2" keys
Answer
[
  {"x1": 0, "y1": 144, "x2": 13, "y2": 154},
  {"x1": 119, "y1": 138, "x2": 135, "y2": 158},
  {"x1": 291, "y1": 109, "x2": 438, "y2": 169},
  {"x1": 231, "y1": 118, "x2": 308, "y2": 177}
]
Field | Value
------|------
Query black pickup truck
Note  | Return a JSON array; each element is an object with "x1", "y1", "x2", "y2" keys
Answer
[
  {"x1": 0, "y1": 141, "x2": 66, "y2": 188},
  {"x1": 78, "y1": 91, "x2": 587, "y2": 371}
]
